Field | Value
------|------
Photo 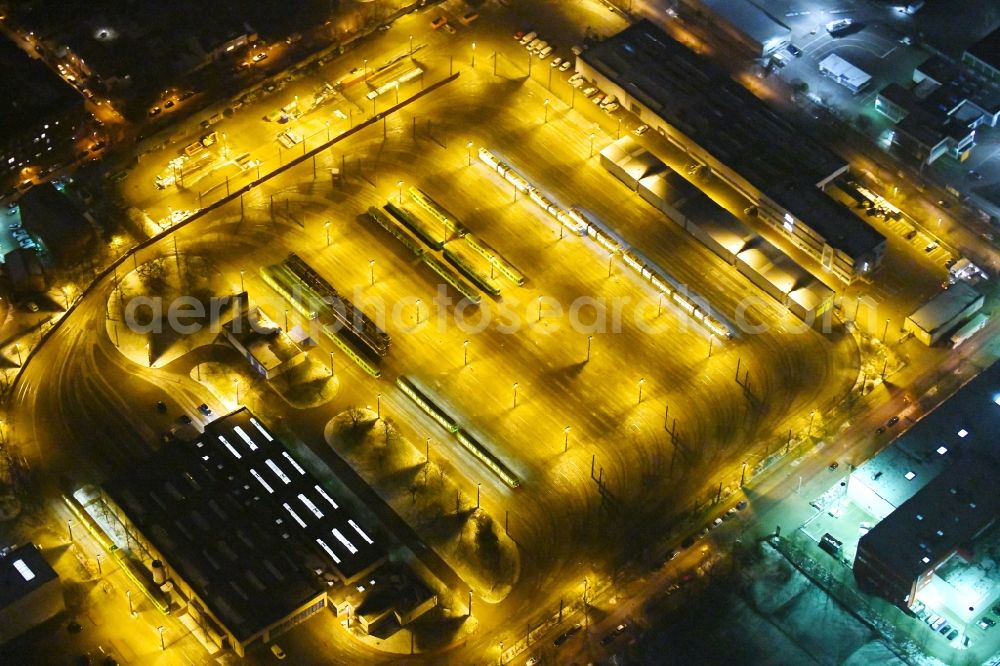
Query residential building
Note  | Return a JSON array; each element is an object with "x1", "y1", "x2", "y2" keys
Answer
[
  {"x1": 0, "y1": 39, "x2": 85, "y2": 183},
  {"x1": 962, "y1": 27, "x2": 1000, "y2": 83}
]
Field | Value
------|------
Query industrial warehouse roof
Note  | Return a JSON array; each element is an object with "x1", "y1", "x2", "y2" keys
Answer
[
  {"x1": 700, "y1": 0, "x2": 791, "y2": 52},
  {"x1": 680, "y1": 192, "x2": 756, "y2": 256},
  {"x1": 638, "y1": 170, "x2": 700, "y2": 210},
  {"x1": 599, "y1": 137, "x2": 665, "y2": 183},
  {"x1": 763, "y1": 184, "x2": 885, "y2": 261},
  {"x1": 859, "y1": 454, "x2": 1000, "y2": 583},
  {"x1": 581, "y1": 21, "x2": 885, "y2": 261},
  {"x1": 104, "y1": 408, "x2": 386, "y2": 641},
  {"x1": 0, "y1": 543, "x2": 58, "y2": 609},
  {"x1": 854, "y1": 361, "x2": 1000, "y2": 578},
  {"x1": 906, "y1": 282, "x2": 983, "y2": 334}
]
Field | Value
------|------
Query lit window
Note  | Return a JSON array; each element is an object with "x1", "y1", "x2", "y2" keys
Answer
[
  {"x1": 916, "y1": 514, "x2": 924, "y2": 521},
  {"x1": 922, "y1": 557, "x2": 930, "y2": 564},
  {"x1": 905, "y1": 471, "x2": 916, "y2": 480},
  {"x1": 994, "y1": 396, "x2": 1000, "y2": 406},
  {"x1": 936, "y1": 530, "x2": 944, "y2": 536},
  {"x1": 958, "y1": 429, "x2": 968, "y2": 438},
  {"x1": 936, "y1": 446, "x2": 948, "y2": 455}
]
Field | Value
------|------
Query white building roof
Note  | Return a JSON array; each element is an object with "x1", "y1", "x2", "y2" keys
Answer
[
  {"x1": 906, "y1": 282, "x2": 983, "y2": 333},
  {"x1": 819, "y1": 54, "x2": 872, "y2": 90}
]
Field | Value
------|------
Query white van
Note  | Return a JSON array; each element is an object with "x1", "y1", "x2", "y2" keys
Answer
[
  {"x1": 520, "y1": 31, "x2": 537, "y2": 45},
  {"x1": 539, "y1": 45, "x2": 554, "y2": 59}
]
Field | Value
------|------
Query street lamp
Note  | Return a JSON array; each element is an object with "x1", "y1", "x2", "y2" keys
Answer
[
  {"x1": 325, "y1": 221, "x2": 331, "y2": 247},
  {"x1": 464, "y1": 339, "x2": 469, "y2": 366},
  {"x1": 415, "y1": 298, "x2": 422, "y2": 324},
  {"x1": 377, "y1": 393, "x2": 382, "y2": 419},
  {"x1": 127, "y1": 590, "x2": 135, "y2": 617},
  {"x1": 369, "y1": 259, "x2": 375, "y2": 286},
  {"x1": 234, "y1": 378, "x2": 240, "y2": 404},
  {"x1": 158, "y1": 626, "x2": 166, "y2": 651},
  {"x1": 512, "y1": 382, "x2": 519, "y2": 408},
  {"x1": 67, "y1": 519, "x2": 74, "y2": 541},
  {"x1": 638, "y1": 377, "x2": 646, "y2": 404},
  {"x1": 544, "y1": 98, "x2": 550, "y2": 123},
  {"x1": 467, "y1": 141, "x2": 473, "y2": 166},
  {"x1": 472, "y1": 41, "x2": 476, "y2": 68},
  {"x1": 808, "y1": 410, "x2": 816, "y2": 436},
  {"x1": 239, "y1": 269, "x2": 245, "y2": 293},
  {"x1": 363, "y1": 58, "x2": 368, "y2": 82},
  {"x1": 589, "y1": 132, "x2": 596, "y2": 158},
  {"x1": 397, "y1": 180, "x2": 404, "y2": 204},
  {"x1": 477, "y1": 482, "x2": 481, "y2": 508},
  {"x1": 409, "y1": 35, "x2": 413, "y2": 55},
  {"x1": 564, "y1": 426, "x2": 570, "y2": 452},
  {"x1": 586, "y1": 335, "x2": 593, "y2": 362}
]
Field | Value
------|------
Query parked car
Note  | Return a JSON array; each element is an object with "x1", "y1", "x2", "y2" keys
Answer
[
  {"x1": 553, "y1": 623, "x2": 582, "y2": 646},
  {"x1": 430, "y1": 16, "x2": 448, "y2": 29},
  {"x1": 787, "y1": 44, "x2": 803, "y2": 57},
  {"x1": 270, "y1": 643, "x2": 286, "y2": 659},
  {"x1": 600, "y1": 623, "x2": 628, "y2": 645},
  {"x1": 459, "y1": 11, "x2": 479, "y2": 25},
  {"x1": 603, "y1": 102, "x2": 619, "y2": 112},
  {"x1": 198, "y1": 403, "x2": 213, "y2": 416},
  {"x1": 634, "y1": 124, "x2": 649, "y2": 136},
  {"x1": 550, "y1": 57, "x2": 563, "y2": 68},
  {"x1": 559, "y1": 60, "x2": 571, "y2": 71},
  {"x1": 887, "y1": 415, "x2": 900, "y2": 426}
]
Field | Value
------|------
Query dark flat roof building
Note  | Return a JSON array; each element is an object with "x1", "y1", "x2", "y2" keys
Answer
[
  {"x1": 0, "y1": 543, "x2": 64, "y2": 645},
  {"x1": 853, "y1": 361, "x2": 1000, "y2": 610},
  {"x1": 577, "y1": 20, "x2": 885, "y2": 283},
  {"x1": 102, "y1": 408, "x2": 387, "y2": 655}
]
